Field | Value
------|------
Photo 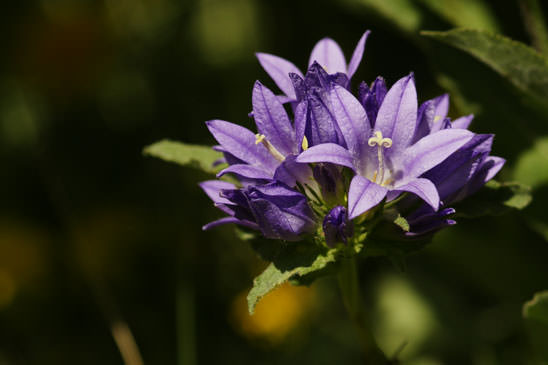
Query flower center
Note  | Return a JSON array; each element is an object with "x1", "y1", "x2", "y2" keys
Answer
[
  {"x1": 255, "y1": 134, "x2": 286, "y2": 162},
  {"x1": 367, "y1": 131, "x2": 393, "y2": 185}
]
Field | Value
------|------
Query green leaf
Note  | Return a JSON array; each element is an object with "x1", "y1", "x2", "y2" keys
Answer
[
  {"x1": 524, "y1": 291, "x2": 548, "y2": 324},
  {"x1": 523, "y1": 291, "x2": 548, "y2": 361},
  {"x1": 393, "y1": 214, "x2": 410, "y2": 232},
  {"x1": 522, "y1": 185, "x2": 548, "y2": 242},
  {"x1": 418, "y1": 0, "x2": 499, "y2": 32},
  {"x1": 514, "y1": 136, "x2": 548, "y2": 189},
  {"x1": 143, "y1": 140, "x2": 223, "y2": 174},
  {"x1": 247, "y1": 243, "x2": 337, "y2": 314},
  {"x1": 422, "y1": 29, "x2": 548, "y2": 103},
  {"x1": 346, "y1": 0, "x2": 422, "y2": 33},
  {"x1": 453, "y1": 180, "x2": 532, "y2": 218}
]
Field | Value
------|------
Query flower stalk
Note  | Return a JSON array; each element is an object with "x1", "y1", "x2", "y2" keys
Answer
[{"x1": 337, "y1": 257, "x2": 397, "y2": 364}]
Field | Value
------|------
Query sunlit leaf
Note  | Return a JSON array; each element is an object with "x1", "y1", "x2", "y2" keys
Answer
[
  {"x1": 514, "y1": 136, "x2": 548, "y2": 189},
  {"x1": 524, "y1": 291, "x2": 548, "y2": 324},
  {"x1": 417, "y1": 0, "x2": 499, "y2": 32},
  {"x1": 393, "y1": 214, "x2": 410, "y2": 232},
  {"x1": 143, "y1": 139, "x2": 222, "y2": 174},
  {"x1": 347, "y1": 0, "x2": 422, "y2": 33},
  {"x1": 247, "y1": 244, "x2": 337, "y2": 314},
  {"x1": 453, "y1": 180, "x2": 532, "y2": 218},
  {"x1": 422, "y1": 29, "x2": 548, "y2": 103},
  {"x1": 523, "y1": 291, "x2": 548, "y2": 361}
]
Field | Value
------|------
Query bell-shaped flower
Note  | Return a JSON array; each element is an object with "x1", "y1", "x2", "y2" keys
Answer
[
  {"x1": 323, "y1": 206, "x2": 354, "y2": 247},
  {"x1": 297, "y1": 74, "x2": 475, "y2": 219},
  {"x1": 199, "y1": 180, "x2": 317, "y2": 241},
  {"x1": 405, "y1": 134, "x2": 505, "y2": 235},
  {"x1": 206, "y1": 81, "x2": 312, "y2": 187},
  {"x1": 256, "y1": 31, "x2": 371, "y2": 101},
  {"x1": 358, "y1": 77, "x2": 387, "y2": 127},
  {"x1": 288, "y1": 63, "x2": 348, "y2": 147}
]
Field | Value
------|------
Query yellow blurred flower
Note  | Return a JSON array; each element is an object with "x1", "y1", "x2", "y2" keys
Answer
[{"x1": 230, "y1": 282, "x2": 315, "y2": 344}]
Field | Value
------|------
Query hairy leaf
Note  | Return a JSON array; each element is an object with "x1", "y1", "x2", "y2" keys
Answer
[
  {"x1": 247, "y1": 244, "x2": 337, "y2": 314},
  {"x1": 144, "y1": 140, "x2": 222, "y2": 174},
  {"x1": 422, "y1": 29, "x2": 548, "y2": 103}
]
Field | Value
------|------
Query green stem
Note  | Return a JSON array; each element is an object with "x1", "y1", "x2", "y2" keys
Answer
[{"x1": 337, "y1": 257, "x2": 397, "y2": 364}]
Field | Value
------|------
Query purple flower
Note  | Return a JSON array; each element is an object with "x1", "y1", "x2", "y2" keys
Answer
[
  {"x1": 289, "y1": 63, "x2": 348, "y2": 147},
  {"x1": 297, "y1": 74, "x2": 475, "y2": 219},
  {"x1": 206, "y1": 81, "x2": 312, "y2": 187},
  {"x1": 358, "y1": 77, "x2": 387, "y2": 127},
  {"x1": 199, "y1": 180, "x2": 316, "y2": 241},
  {"x1": 197, "y1": 30, "x2": 505, "y2": 247},
  {"x1": 323, "y1": 206, "x2": 354, "y2": 247},
  {"x1": 256, "y1": 31, "x2": 371, "y2": 101},
  {"x1": 405, "y1": 133, "x2": 505, "y2": 235}
]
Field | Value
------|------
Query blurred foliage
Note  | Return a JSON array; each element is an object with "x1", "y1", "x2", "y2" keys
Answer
[{"x1": 1, "y1": 0, "x2": 548, "y2": 364}]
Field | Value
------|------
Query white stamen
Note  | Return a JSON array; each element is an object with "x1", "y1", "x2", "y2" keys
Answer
[
  {"x1": 367, "y1": 131, "x2": 393, "y2": 184},
  {"x1": 255, "y1": 133, "x2": 286, "y2": 162}
]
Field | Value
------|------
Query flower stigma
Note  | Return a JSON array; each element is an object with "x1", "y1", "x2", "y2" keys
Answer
[
  {"x1": 255, "y1": 134, "x2": 286, "y2": 162},
  {"x1": 367, "y1": 131, "x2": 393, "y2": 185}
]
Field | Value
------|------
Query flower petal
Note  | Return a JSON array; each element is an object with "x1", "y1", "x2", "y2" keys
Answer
[
  {"x1": 273, "y1": 155, "x2": 313, "y2": 187},
  {"x1": 308, "y1": 37, "x2": 347, "y2": 74},
  {"x1": 347, "y1": 30, "x2": 371, "y2": 79},
  {"x1": 394, "y1": 177, "x2": 439, "y2": 210},
  {"x1": 217, "y1": 164, "x2": 272, "y2": 180},
  {"x1": 329, "y1": 85, "x2": 372, "y2": 172},
  {"x1": 199, "y1": 180, "x2": 237, "y2": 205},
  {"x1": 375, "y1": 73, "x2": 417, "y2": 155},
  {"x1": 296, "y1": 143, "x2": 355, "y2": 170},
  {"x1": 305, "y1": 92, "x2": 345, "y2": 146},
  {"x1": 452, "y1": 114, "x2": 474, "y2": 129},
  {"x1": 412, "y1": 99, "x2": 435, "y2": 143},
  {"x1": 256, "y1": 52, "x2": 302, "y2": 100},
  {"x1": 246, "y1": 182, "x2": 316, "y2": 241},
  {"x1": 253, "y1": 81, "x2": 297, "y2": 155},
  {"x1": 424, "y1": 134, "x2": 493, "y2": 199},
  {"x1": 406, "y1": 208, "x2": 456, "y2": 236},
  {"x1": 347, "y1": 175, "x2": 387, "y2": 219},
  {"x1": 461, "y1": 156, "x2": 505, "y2": 198},
  {"x1": 429, "y1": 94, "x2": 450, "y2": 133},
  {"x1": 399, "y1": 128, "x2": 475, "y2": 182},
  {"x1": 294, "y1": 101, "x2": 307, "y2": 152},
  {"x1": 359, "y1": 77, "x2": 387, "y2": 127},
  {"x1": 203, "y1": 216, "x2": 259, "y2": 231},
  {"x1": 206, "y1": 119, "x2": 279, "y2": 171}
]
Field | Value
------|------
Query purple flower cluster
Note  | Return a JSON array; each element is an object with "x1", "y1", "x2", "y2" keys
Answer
[{"x1": 200, "y1": 31, "x2": 505, "y2": 246}]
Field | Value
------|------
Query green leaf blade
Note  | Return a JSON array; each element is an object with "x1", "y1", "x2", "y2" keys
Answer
[
  {"x1": 524, "y1": 290, "x2": 548, "y2": 324},
  {"x1": 422, "y1": 28, "x2": 548, "y2": 102},
  {"x1": 418, "y1": 0, "x2": 499, "y2": 32},
  {"x1": 514, "y1": 136, "x2": 548, "y2": 189},
  {"x1": 143, "y1": 140, "x2": 222, "y2": 174},
  {"x1": 247, "y1": 245, "x2": 337, "y2": 314}
]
